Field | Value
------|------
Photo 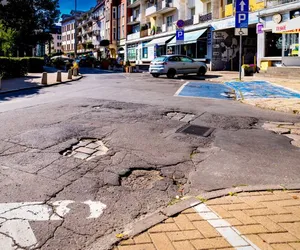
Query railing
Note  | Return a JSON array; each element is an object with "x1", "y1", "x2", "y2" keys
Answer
[
  {"x1": 184, "y1": 18, "x2": 193, "y2": 26},
  {"x1": 128, "y1": 14, "x2": 141, "y2": 23},
  {"x1": 199, "y1": 12, "x2": 212, "y2": 22},
  {"x1": 145, "y1": 5, "x2": 157, "y2": 16},
  {"x1": 127, "y1": 32, "x2": 140, "y2": 40},
  {"x1": 266, "y1": 0, "x2": 298, "y2": 7},
  {"x1": 140, "y1": 28, "x2": 151, "y2": 37}
]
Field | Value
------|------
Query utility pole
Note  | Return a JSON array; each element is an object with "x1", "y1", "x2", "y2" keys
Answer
[{"x1": 74, "y1": 0, "x2": 78, "y2": 58}]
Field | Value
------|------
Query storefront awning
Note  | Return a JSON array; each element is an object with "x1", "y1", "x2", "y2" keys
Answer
[
  {"x1": 167, "y1": 28, "x2": 207, "y2": 46},
  {"x1": 146, "y1": 35, "x2": 174, "y2": 47},
  {"x1": 273, "y1": 16, "x2": 300, "y2": 33}
]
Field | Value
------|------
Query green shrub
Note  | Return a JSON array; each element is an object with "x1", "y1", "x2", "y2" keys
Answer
[
  {"x1": 0, "y1": 57, "x2": 28, "y2": 79},
  {"x1": 0, "y1": 57, "x2": 44, "y2": 79}
]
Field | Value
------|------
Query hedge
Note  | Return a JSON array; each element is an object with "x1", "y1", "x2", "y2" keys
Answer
[{"x1": 0, "y1": 57, "x2": 44, "y2": 79}]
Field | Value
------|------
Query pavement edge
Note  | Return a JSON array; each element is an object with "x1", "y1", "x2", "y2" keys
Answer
[{"x1": 103, "y1": 183, "x2": 300, "y2": 250}]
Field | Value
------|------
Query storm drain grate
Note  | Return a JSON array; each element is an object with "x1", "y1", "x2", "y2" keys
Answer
[{"x1": 177, "y1": 124, "x2": 215, "y2": 137}]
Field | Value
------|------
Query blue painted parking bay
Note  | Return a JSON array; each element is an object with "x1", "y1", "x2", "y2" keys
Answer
[
  {"x1": 225, "y1": 81, "x2": 300, "y2": 99},
  {"x1": 175, "y1": 82, "x2": 234, "y2": 100}
]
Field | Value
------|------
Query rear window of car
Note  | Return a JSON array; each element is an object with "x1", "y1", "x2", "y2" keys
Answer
[{"x1": 152, "y1": 57, "x2": 167, "y2": 62}]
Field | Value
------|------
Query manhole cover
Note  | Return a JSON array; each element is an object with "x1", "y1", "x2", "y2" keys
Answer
[
  {"x1": 177, "y1": 124, "x2": 215, "y2": 137},
  {"x1": 165, "y1": 111, "x2": 195, "y2": 123},
  {"x1": 61, "y1": 138, "x2": 109, "y2": 161}
]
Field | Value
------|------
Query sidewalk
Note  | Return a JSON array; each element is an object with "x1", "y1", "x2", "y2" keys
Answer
[
  {"x1": 116, "y1": 190, "x2": 300, "y2": 250},
  {"x1": 0, "y1": 70, "x2": 82, "y2": 94},
  {"x1": 206, "y1": 71, "x2": 300, "y2": 115}
]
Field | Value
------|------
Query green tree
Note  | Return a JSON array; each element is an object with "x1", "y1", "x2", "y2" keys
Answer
[
  {"x1": 0, "y1": 0, "x2": 60, "y2": 56},
  {"x1": 0, "y1": 22, "x2": 16, "y2": 56}
]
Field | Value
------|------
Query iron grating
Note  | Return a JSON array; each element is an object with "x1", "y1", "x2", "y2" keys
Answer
[{"x1": 177, "y1": 124, "x2": 215, "y2": 137}]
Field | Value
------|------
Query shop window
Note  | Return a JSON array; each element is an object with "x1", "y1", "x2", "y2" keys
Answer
[
  {"x1": 142, "y1": 47, "x2": 148, "y2": 58},
  {"x1": 167, "y1": 16, "x2": 173, "y2": 27},
  {"x1": 128, "y1": 48, "x2": 136, "y2": 60},
  {"x1": 284, "y1": 33, "x2": 299, "y2": 57},
  {"x1": 265, "y1": 31, "x2": 282, "y2": 57}
]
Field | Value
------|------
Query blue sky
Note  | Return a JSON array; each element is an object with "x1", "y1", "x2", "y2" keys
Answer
[{"x1": 59, "y1": 0, "x2": 96, "y2": 15}]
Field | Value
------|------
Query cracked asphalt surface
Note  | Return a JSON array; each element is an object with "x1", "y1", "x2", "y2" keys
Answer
[{"x1": 0, "y1": 68, "x2": 299, "y2": 250}]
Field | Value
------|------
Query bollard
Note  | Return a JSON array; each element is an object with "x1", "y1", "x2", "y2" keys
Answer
[
  {"x1": 56, "y1": 71, "x2": 62, "y2": 82},
  {"x1": 73, "y1": 68, "x2": 78, "y2": 76},
  {"x1": 68, "y1": 69, "x2": 72, "y2": 79},
  {"x1": 41, "y1": 72, "x2": 47, "y2": 85}
]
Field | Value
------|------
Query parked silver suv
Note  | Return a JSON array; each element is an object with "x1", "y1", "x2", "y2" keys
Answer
[{"x1": 149, "y1": 55, "x2": 207, "y2": 78}]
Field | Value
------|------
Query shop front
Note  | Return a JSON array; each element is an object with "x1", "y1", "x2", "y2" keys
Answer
[
  {"x1": 166, "y1": 29, "x2": 208, "y2": 59},
  {"x1": 211, "y1": 13, "x2": 258, "y2": 71},
  {"x1": 145, "y1": 35, "x2": 174, "y2": 61},
  {"x1": 273, "y1": 15, "x2": 300, "y2": 66}
]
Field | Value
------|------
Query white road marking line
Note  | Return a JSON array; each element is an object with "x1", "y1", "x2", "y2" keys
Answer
[
  {"x1": 194, "y1": 204, "x2": 260, "y2": 250},
  {"x1": 0, "y1": 200, "x2": 107, "y2": 250},
  {"x1": 174, "y1": 82, "x2": 189, "y2": 96}
]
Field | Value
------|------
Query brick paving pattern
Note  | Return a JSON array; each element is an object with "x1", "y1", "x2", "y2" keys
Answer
[{"x1": 116, "y1": 190, "x2": 300, "y2": 250}]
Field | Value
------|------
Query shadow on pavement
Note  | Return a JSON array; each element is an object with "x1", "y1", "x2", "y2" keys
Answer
[{"x1": 0, "y1": 88, "x2": 41, "y2": 102}]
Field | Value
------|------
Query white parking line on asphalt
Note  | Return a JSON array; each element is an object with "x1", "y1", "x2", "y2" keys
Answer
[
  {"x1": 194, "y1": 204, "x2": 260, "y2": 250},
  {"x1": 0, "y1": 200, "x2": 107, "y2": 250}
]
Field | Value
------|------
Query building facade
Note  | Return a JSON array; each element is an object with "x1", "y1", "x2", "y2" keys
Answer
[
  {"x1": 60, "y1": 0, "x2": 300, "y2": 70},
  {"x1": 45, "y1": 25, "x2": 62, "y2": 54}
]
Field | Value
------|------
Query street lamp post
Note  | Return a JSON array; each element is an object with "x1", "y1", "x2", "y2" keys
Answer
[{"x1": 74, "y1": 0, "x2": 78, "y2": 58}]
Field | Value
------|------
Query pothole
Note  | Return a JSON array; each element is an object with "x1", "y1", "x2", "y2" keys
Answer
[
  {"x1": 164, "y1": 111, "x2": 196, "y2": 123},
  {"x1": 263, "y1": 122, "x2": 300, "y2": 147},
  {"x1": 121, "y1": 170, "x2": 163, "y2": 190},
  {"x1": 60, "y1": 138, "x2": 109, "y2": 161}
]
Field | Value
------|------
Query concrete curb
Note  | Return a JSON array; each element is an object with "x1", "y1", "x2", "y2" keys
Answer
[
  {"x1": 0, "y1": 75, "x2": 84, "y2": 95},
  {"x1": 111, "y1": 183, "x2": 300, "y2": 248}
]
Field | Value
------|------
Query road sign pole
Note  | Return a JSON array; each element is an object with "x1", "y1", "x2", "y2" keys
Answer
[{"x1": 239, "y1": 34, "x2": 242, "y2": 81}]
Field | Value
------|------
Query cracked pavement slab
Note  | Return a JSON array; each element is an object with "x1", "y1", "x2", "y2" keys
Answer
[{"x1": 0, "y1": 70, "x2": 299, "y2": 250}]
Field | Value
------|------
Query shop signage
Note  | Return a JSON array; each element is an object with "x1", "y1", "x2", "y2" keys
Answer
[
  {"x1": 235, "y1": 0, "x2": 249, "y2": 28},
  {"x1": 256, "y1": 23, "x2": 264, "y2": 34},
  {"x1": 235, "y1": 28, "x2": 248, "y2": 36}
]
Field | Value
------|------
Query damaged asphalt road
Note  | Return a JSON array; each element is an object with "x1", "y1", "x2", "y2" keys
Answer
[{"x1": 0, "y1": 70, "x2": 299, "y2": 250}]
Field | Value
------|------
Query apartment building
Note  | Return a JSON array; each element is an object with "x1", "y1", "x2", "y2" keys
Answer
[
  {"x1": 77, "y1": 10, "x2": 94, "y2": 54},
  {"x1": 45, "y1": 25, "x2": 62, "y2": 54},
  {"x1": 61, "y1": 11, "x2": 85, "y2": 54}
]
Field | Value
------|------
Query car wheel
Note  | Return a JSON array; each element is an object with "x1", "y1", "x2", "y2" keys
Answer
[
  {"x1": 167, "y1": 69, "x2": 176, "y2": 79},
  {"x1": 197, "y1": 67, "x2": 206, "y2": 76},
  {"x1": 152, "y1": 73, "x2": 159, "y2": 78}
]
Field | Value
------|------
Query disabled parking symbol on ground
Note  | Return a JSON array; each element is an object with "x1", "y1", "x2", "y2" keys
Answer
[{"x1": 175, "y1": 82, "x2": 235, "y2": 100}]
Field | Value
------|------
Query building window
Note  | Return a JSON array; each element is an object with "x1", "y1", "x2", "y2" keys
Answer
[
  {"x1": 127, "y1": 47, "x2": 136, "y2": 60},
  {"x1": 142, "y1": 47, "x2": 148, "y2": 58},
  {"x1": 113, "y1": 28, "x2": 116, "y2": 40},
  {"x1": 117, "y1": 27, "x2": 120, "y2": 40},
  {"x1": 121, "y1": 4, "x2": 124, "y2": 17},
  {"x1": 190, "y1": 7, "x2": 195, "y2": 17},
  {"x1": 113, "y1": 7, "x2": 117, "y2": 19},
  {"x1": 118, "y1": 5, "x2": 121, "y2": 19},
  {"x1": 122, "y1": 25, "x2": 125, "y2": 38},
  {"x1": 207, "y1": 2, "x2": 211, "y2": 13},
  {"x1": 227, "y1": 0, "x2": 233, "y2": 4},
  {"x1": 167, "y1": 16, "x2": 173, "y2": 27}
]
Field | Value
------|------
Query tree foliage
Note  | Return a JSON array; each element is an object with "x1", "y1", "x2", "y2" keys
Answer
[
  {"x1": 0, "y1": 0, "x2": 60, "y2": 56},
  {"x1": 0, "y1": 22, "x2": 16, "y2": 56}
]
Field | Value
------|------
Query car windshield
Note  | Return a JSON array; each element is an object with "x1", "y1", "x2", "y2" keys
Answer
[{"x1": 152, "y1": 57, "x2": 167, "y2": 62}]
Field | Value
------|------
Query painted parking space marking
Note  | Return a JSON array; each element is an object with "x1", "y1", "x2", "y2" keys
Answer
[
  {"x1": 175, "y1": 82, "x2": 234, "y2": 100},
  {"x1": 194, "y1": 204, "x2": 259, "y2": 249},
  {"x1": 225, "y1": 81, "x2": 300, "y2": 100},
  {"x1": 0, "y1": 200, "x2": 107, "y2": 249}
]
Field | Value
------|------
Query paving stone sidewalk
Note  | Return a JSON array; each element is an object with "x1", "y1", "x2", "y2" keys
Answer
[
  {"x1": 115, "y1": 190, "x2": 300, "y2": 250},
  {"x1": 0, "y1": 71, "x2": 81, "y2": 94}
]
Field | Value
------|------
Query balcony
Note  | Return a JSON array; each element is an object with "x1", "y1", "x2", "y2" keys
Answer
[
  {"x1": 127, "y1": 14, "x2": 141, "y2": 25},
  {"x1": 193, "y1": 12, "x2": 212, "y2": 24},
  {"x1": 140, "y1": 28, "x2": 151, "y2": 38},
  {"x1": 145, "y1": 0, "x2": 176, "y2": 16},
  {"x1": 225, "y1": 3, "x2": 233, "y2": 17},
  {"x1": 127, "y1": 32, "x2": 140, "y2": 40},
  {"x1": 266, "y1": 0, "x2": 297, "y2": 7},
  {"x1": 127, "y1": 0, "x2": 141, "y2": 8},
  {"x1": 145, "y1": 5, "x2": 157, "y2": 16},
  {"x1": 161, "y1": 24, "x2": 175, "y2": 32}
]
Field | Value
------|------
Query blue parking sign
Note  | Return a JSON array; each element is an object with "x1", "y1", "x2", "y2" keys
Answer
[
  {"x1": 176, "y1": 29, "x2": 184, "y2": 41},
  {"x1": 235, "y1": 0, "x2": 249, "y2": 28}
]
